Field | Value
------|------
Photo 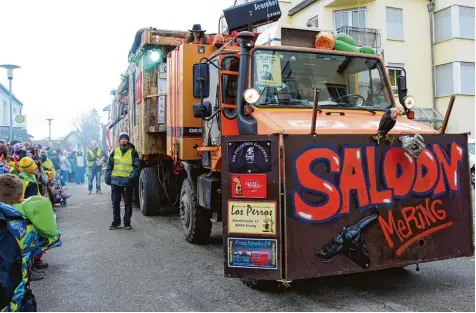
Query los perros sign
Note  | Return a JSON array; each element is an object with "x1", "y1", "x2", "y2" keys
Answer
[{"x1": 228, "y1": 201, "x2": 276, "y2": 235}]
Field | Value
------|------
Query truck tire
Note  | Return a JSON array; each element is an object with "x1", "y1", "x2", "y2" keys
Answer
[
  {"x1": 179, "y1": 179, "x2": 211, "y2": 244},
  {"x1": 139, "y1": 167, "x2": 162, "y2": 216}
]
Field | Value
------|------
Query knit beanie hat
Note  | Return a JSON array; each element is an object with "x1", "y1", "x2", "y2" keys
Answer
[
  {"x1": 19, "y1": 156, "x2": 38, "y2": 174},
  {"x1": 119, "y1": 132, "x2": 130, "y2": 141}
]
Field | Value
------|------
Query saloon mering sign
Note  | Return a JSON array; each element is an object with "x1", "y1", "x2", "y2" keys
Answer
[{"x1": 284, "y1": 133, "x2": 473, "y2": 280}]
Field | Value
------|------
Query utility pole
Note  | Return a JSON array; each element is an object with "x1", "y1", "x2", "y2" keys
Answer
[
  {"x1": 46, "y1": 118, "x2": 54, "y2": 140},
  {"x1": 0, "y1": 64, "x2": 21, "y2": 141}
]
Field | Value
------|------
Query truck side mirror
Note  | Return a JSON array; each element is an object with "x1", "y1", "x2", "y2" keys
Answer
[
  {"x1": 397, "y1": 75, "x2": 407, "y2": 105},
  {"x1": 193, "y1": 63, "x2": 210, "y2": 99},
  {"x1": 193, "y1": 101, "x2": 212, "y2": 119}
]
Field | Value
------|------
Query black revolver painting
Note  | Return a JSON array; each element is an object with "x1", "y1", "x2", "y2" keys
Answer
[{"x1": 315, "y1": 209, "x2": 379, "y2": 269}]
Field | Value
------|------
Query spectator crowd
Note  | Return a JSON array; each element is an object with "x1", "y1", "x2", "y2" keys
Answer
[{"x1": 0, "y1": 139, "x2": 105, "y2": 312}]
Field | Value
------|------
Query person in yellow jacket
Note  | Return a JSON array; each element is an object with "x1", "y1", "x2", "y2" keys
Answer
[
  {"x1": 17, "y1": 157, "x2": 41, "y2": 198},
  {"x1": 40, "y1": 151, "x2": 55, "y2": 176},
  {"x1": 105, "y1": 133, "x2": 140, "y2": 230},
  {"x1": 87, "y1": 141, "x2": 104, "y2": 195}
]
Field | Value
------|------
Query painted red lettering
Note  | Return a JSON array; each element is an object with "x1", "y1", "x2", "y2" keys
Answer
[
  {"x1": 366, "y1": 146, "x2": 392, "y2": 205},
  {"x1": 433, "y1": 143, "x2": 464, "y2": 195},
  {"x1": 401, "y1": 206, "x2": 424, "y2": 231},
  {"x1": 413, "y1": 148, "x2": 439, "y2": 194},
  {"x1": 339, "y1": 148, "x2": 369, "y2": 214},
  {"x1": 397, "y1": 219, "x2": 412, "y2": 239},
  {"x1": 383, "y1": 147, "x2": 416, "y2": 197},
  {"x1": 417, "y1": 201, "x2": 437, "y2": 225},
  {"x1": 378, "y1": 198, "x2": 452, "y2": 256},
  {"x1": 430, "y1": 198, "x2": 446, "y2": 220},
  {"x1": 378, "y1": 211, "x2": 402, "y2": 248},
  {"x1": 293, "y1": 148, "x2": 341, "y2": 221}
]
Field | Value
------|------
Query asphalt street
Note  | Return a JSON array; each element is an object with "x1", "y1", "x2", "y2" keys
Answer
[{"x1": 33, "y1": 183, "x2": 475, "y2": 312}]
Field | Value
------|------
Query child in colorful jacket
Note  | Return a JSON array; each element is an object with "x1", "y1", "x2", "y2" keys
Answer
[{"x1": 0, "y1": 174, "x2": 61, "y2": 312}]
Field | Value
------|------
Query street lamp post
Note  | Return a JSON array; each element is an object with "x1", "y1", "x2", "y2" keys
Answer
[
  {"x1": 46, "y1": 118, "x2": 54, "y2": 140},
  {"x1": 0, "y1": 64, "x2": 21, "y2": 142}
]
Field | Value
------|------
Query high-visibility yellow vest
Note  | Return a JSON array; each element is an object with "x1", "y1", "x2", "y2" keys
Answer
[
  {"x1": 87, "y1": 149, "x2": 102, "y2": 167},
  {"x1": 42, "y1": 159, "x2": 54, "y2": 171},
  {"x1": 111, "y1": 148, "x2": 133, "y2": 178},
  {"x1": 20, "y1": 174, "x2": 41, "y2": 196}
]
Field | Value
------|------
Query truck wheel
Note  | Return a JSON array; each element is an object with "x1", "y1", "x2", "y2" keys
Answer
[
  {"x1": 139, "y1": 167, "x2": 163, "y2": 216},
  {"x1": 179, "y1": 179, "x2": 211, "y2": 244}
]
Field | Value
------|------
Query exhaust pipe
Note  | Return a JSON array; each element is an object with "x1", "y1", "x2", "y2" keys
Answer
[{"x1": 236, "y1": 31, "x2": 258, "y2": 135}]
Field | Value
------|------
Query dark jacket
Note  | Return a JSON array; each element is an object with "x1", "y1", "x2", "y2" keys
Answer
[
  {"x1": 105, "y1": 143, "x2": 140, "y2": 187},
  {"x1": 24, "y1": 182, "x2": 39, "y2": 198}
]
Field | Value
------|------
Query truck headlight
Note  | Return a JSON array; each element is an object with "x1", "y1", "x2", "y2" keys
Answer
[
  {"x1": 404, "y1": 96, "x2": 416, "y2": 110},
  {"x1": 149, "y1": 51, "x2": 161, "y2": 62},
  {"x1": 243, "y1": 88, "x2": 260, "y2": 105}
]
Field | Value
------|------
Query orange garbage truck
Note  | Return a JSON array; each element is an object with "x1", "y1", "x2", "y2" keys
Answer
[{"x1": 109, "y1": 0, "x2": 474, "y2": 289}]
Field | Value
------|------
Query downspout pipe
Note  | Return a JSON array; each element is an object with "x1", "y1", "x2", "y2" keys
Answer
[
  {"x1": 428, "y1": 0, "x2": 436, "y2": 110},
  {"x1": 236, "y1": 31, "x2": 258, "y2": 135}
]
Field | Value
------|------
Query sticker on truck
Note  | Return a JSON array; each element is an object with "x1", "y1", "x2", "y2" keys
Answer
[
  {"x1": 231, "y1": 174, "x2": 267, "y2": 198},
  {"x1": 228, "y1": 238, "x2": 278, "y2": 269},
  {"x1": 228, "y1": 201, "x2": 276, "y2": 235},
  {"x1": 227, "y1": 140, "x2": 272, "y2": 173}
]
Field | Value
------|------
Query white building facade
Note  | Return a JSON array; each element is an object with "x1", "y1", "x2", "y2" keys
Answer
[{"x1": 0, "y1": 82, "x2": 28, "y2": 141}]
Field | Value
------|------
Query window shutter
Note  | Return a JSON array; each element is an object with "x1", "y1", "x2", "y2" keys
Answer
[
  {"x1": 459, "y1": 6, "x2": 475, "y2": 39},
  {"x1": 460, "y1": 62, "x2": 475, "y2": 95},
  {"x1": 386, "y1": 7, "x2": 403, "y2": 40},
  {"x1": 435, "y1": 7, "x2": 452, "y2": 42},
  {"x1": 436, "y1": 63, "x2": 455, "y2": 97}
]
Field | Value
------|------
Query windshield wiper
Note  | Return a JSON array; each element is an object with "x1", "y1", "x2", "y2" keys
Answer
[{"x1": 318, "y1": 104, "x2": 377, "y2": 115}]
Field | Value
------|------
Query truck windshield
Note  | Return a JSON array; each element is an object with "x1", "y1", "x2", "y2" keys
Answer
[{"x1": 252, "y1": 49, "x2": 394, "y2": 110}]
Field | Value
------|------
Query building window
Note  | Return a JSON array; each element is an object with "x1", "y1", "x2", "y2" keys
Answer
[
  {"x1": 435, "y1": 7, "x2": 452, "y2": 42},
  {"x1": 307, "y1": 15, "x2": 318, "y2": 28},
  {"x1": 460, "y1": 62, "x2": 475, "y2": 95},
  {"x1": 2, "y1": 100, "x2": 7, "y2": 124},
  {"x1": 436, "y1": 63, "x2": 455, "y2": 97},
  {"x1": 435, "y1": 5, "x2": 475, "y2": 43},
  {"x1": 387, "y1": 67, "x2": 404, "y2": 95},
  {"x1": 386, "y1": 7, "x2": 404, "y2": 40},
  {"x1": 459, "y1": 6, "x2": 475, "y2": 40},
  {"x1": 334, "y1": 8, "x2": 366, "y2": 29},
  {"x1": 436, "y1": 62, "x2": 475, "y2": 97}
]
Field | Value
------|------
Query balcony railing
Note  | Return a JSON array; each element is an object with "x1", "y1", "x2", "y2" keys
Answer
[{"x1": 336, "y1": 26, "x2": 381, "y2": 49}]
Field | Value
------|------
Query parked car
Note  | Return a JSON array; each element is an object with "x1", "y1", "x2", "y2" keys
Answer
[{"x1": 469, "y1": 138, "x2": 475, "y2": 187}]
